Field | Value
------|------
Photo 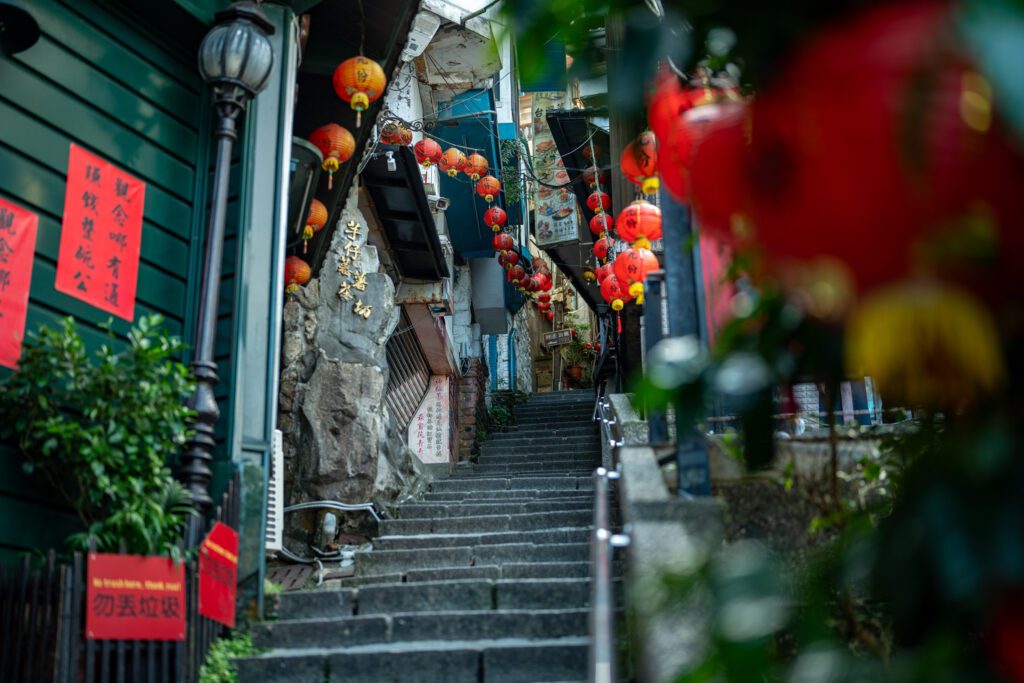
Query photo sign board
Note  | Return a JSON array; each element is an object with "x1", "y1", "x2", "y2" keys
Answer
[
  {"x1": 543, "y1": 329, "x2": 573, "y2": 348},
  {"x1": 86, "y1": 553, "x2": 186, "y2": 641},
  {"x1": 199, "y1": 522, "x2": 239, "y2": 628},
  {"x1": 408, "y1": 375, "x2": 450, "y2": 465},
  {"x1": 55, "y1": 144, "x2": 145, "y2": 321},
  {"x1": 0, "y1": 198, "x2": 39, "y2": 369},
  {"x1": 531, "y1": 91, "x2": 578, "y2": 247}
]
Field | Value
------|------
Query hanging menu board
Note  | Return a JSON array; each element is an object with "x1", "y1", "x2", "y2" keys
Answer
[{"x1": 531, "y1": 91, "x2": 579, "y2": 247}]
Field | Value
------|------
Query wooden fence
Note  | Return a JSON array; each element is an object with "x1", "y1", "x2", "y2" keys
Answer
[{"x1": 0, "y1": 476, "x2": 239, "y2": 682}]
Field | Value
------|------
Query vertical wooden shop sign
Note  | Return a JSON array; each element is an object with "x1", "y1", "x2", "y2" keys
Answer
[
  {"x1": 55, "y1": 144, "x2": 145, "y2": 321},
  {"x1": 199, "y1": 522, "x2": 239, "y2": 628},
  {"x1": 0, "y1": 198, "x2": 38, "y2": 369},
  {"x1": 86, "y1": 553, "x2": 186, "y2": 640}
]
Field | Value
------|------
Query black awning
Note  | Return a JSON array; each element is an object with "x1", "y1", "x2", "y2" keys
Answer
[{"x1": 362, "y1": 145, "x2": 449, "y2": 280}]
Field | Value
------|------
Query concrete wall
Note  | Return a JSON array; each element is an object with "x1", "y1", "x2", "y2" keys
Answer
[{"x1": 486, "y1": 306, "x2": 533, "y2": 392}]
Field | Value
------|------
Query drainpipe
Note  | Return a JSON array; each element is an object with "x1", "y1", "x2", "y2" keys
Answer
[{"x1": 508, "y1": 328, "x2": 517, "y2": 392}]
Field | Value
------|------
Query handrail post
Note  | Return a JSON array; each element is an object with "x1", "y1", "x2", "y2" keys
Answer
[{"x1": 590, "y1": 467, "x2": 622, "y2": 683}]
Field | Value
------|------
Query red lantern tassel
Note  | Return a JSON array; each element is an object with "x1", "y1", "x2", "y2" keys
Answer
[
  {"x1": 617, "y1": 313, "x2": 622, "y2": 334},
  {"x1": 328, "y1": 171, "x2": 334, "y2": 190}
]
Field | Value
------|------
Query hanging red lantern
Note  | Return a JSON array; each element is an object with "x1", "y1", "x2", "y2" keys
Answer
[
  {"x1": 439, "y1": 148, "x2": 466, "y2": 177},
  {"x1": 531, "y1": 257, "x2": 546, "y2": 270},
  {"x1": 615, "y1": 200, "x2": 663, "y2": 246},
  {"x1": 538, "y1": 293, "x2": 551, "y2": 304},
  {"x1": 309, "y1": 124, "x2": 355, "y2": 190},
  {"x1": 541, "y1": 277, "x2": 553, "y2": 292},
  {"x1": 484, "y1": 206, "x2": 507, "y2": 232},
  {"x1": 302, "y1": 199, "x2": 328, "y2": 254},
  {"x1": 596, "y1": 262, "x2": 614, "y2": 284},
  {"x1": 476, "y1": 175, "x2": 502, "y2": 203},
  {"x1": 414, "y1": 139, "x2": 443, "y2": 167},
  {"x1": 613, "y1": 246, "x2": 660, "y2": 304},
  {"x1": 463, "y1": 153, "x2": 489, "y2": 181},
  {"x1": 497, "y1": 250, "x2": 511, "y2": 269},
  {"x1": 526, "y1": 275, "x2": 542, "y2": 292},
  {"x1": 538, "y1": 301, "x2": 551, "y2": 311},
  {"x1": 545, "y1": 310, "x2": 554, "y2": 321},
  {"x1": 600, "y1": 274, "x2": 633, "y2": 311},
  {"x1": 509, "y1": 264, "x2": 526, "y2": 282},
  {"x1": 593, "y1": 236, "x2": 612, "y2": 261},
  {"x1": 583, "y1": 168, "x2": 609, "y2": 190},
  {"x1": 586, "y1": 191, "x2": 611, "y2": 214},
  {"x1": 590, "y1": 213, "x2": 614, "y2": 237},
  {"x1": 621, "y1": 131, "x2": 659, "y2": 195},
  {"x1": 379, "y1": 122, "x2": 412, "y2": 145},
  {"x1": 493, "y1": 232, "x2": 514, "y2": 252},
  {"x1": 333, "y1": 56, "x2": 387, "y2": 127},
  {"x1": 285, "y1": 256, "x2": 311, "y2": 294},
  {"x1": 533, "y1": 272, "x2": 550, "y2": 289},
  {"x1": 504, "y1": 251, "x2": 520, "y2": 269}
]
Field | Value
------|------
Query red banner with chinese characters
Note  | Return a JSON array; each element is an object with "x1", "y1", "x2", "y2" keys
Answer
[
  {"x1": 0, "y1": 198, "x2": 38, "y2": 369},
  {"x1": 55, "y1": 144, "x2": 145, "y2": 321},
  {"x1": 199, "y1": 522, "x2": 239, "y2": 628},
  {"x1": 86, "y1": 553, "x2": 186, "y2": 641}
]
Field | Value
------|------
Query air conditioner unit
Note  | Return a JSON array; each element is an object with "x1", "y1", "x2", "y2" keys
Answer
[
  {"x1": 265, "y1": 429, "x2": 284, "y2": 554},
  {"x1": 401, "y1": 11, "x2": 442, "y2": 63}
]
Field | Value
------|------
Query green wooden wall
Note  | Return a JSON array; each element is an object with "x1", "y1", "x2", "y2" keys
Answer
[{"x1": 0, "y1": 0, "x2": 212, "y2": 562}]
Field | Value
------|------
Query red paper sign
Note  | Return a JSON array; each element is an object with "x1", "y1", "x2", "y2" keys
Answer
[
  {"x1": 86, "y1": 553, "x2": 186, "y2": 641},
  {"x1": 0, "y1": 198, "x2": 38, "y2": 369},
  {"x1": 199, "y1": 522, "x2": 239, "y2": 628},
  {"x1": 55, "y1": 144, "x2": 145, "y2": 320}
]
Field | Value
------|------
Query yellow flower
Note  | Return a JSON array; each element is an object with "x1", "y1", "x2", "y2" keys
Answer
[{"x1": 845, "y1": 282, "x2": 1005, "y2": 410}]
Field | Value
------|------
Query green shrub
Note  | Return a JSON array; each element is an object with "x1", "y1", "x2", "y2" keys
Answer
[
  {"x1": 0, "y1": 315, "x2": 196, "y2": 558},
  {"x1": 199, "y1": 632, "x2": 257, "y2": 683}
]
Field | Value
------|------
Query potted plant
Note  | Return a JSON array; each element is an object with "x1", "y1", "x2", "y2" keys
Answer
[
  {"x1": 0, "y1": 315, "x2": 197, "y2": 558},
  {"x1": 560, "y1": 323, "x2": 596, "y2": 386}
]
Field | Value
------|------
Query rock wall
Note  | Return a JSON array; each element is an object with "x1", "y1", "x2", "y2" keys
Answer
[{"x1": 278, "y1": 191, "x2": 429, "y2": 516}]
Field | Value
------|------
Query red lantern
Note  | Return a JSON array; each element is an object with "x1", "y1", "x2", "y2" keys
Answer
[
  {"x1": 476, "y1": 175, "x2": 502, "y2": 203},
  {"x1": 483, "y1": 206, "x2": 507, "y2": 232},
  {"x1": 613, "y1": 246, "x2": 660, "y2": 303},
  {"x1": 379, "y1": 122, "x2": 411, "y2": 145},
  {"x1": 584, "y1": 342, "x2": 592, "y2": 350},
  {"x1": 586, "y1": 191, "x2": 611, "y2": 214},
  {"x1": 541, "y1": 277, "x2": 553, "y2": 292},
  {"x1": 285, "y1": 256, "x2": 311, "y2": 294},
  {"x1": 504, "y1": 251, "x2": 520, "y2": 269},
  {"x1": 545, "y1": 310, "x2": 554, "y2": 321},
  {"x1": 509, "y1": 264, "x2": 526, "y2": 283},
  {"x1": 593, "y1": 236, "x2": 612, "y2": 261},
  {"x1": 333, "y1": 56, "x2": 386, "y2": 127},
  {"x1": 439, "y1": 148, "x2": 466, "y2": 177},
  {"x1": 538, "y1": 293, "x2": 551, "y2": 303},
  {"x1": 497, "y1": 251, "x2": 511, "y2": 269},
  {"x1": 621, "y1": 131, "x2": 659, "y2": 195},
  {"x1": 583, "y1": 168, "x2": 609, "y2": 190},
  {"x1": 538, "y1": 301, "x2": 551, "y2": 311},
  {"x1": 492, "y1": 232, "x2": 514, "y2": 252},
  {"x1": 309, "y1": 124, "x2": 355, "y2": 189},
  {"x1": 600, "y1": 274, "x2": 633, "y2": 311},
  {"x1": 463, "y1": 153, "x2": 489, "y2": 181},
  {"x1": 595, "y1": 341, "x2": 601, "y2": 351},
  {"x1": 590, "y1": 213, "x2": 614, "y2": 237},
  {"x1": 533, "y1": 272, "x2": 550, "y2": 290},
  {"x1": 414, "y1": 139, "x2": 443, "y2": 167},
  {"x1": 526, "y1": 276, "x2": 542, "y2": 292},
  {"x1": 615, "y1": 200, "x2": 663, "y2": 246},
  {"x1": 596, "y1": 262, "x2": 614, "y2": 283},
  {"x1": 303, "y1": 199, "x2": 328, "y2": 254}
]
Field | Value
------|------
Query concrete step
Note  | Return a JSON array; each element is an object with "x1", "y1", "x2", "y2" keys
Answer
[
  {"x1": 379, "y1": 509, "x2": 593, "y2": 536},
  {"x1": 235, "y1": 636, "x2": 589, "y2": 683},
  {"x1": 480, "y1": 442, "x2": 601, "y2": 455},
  {"x1": 487, "y1": 425, "x2": 597, "y2": 441},
  {"x1": 336, "y1": 560, "x2": 599, "y2": 589},
  {"x1": 513, "y1": 412, "x2": 594, "y2": 425},
  {"x1": 454, "y1": 466, "x2": 597, "y2": 479},
  {"x1": 475, "y1": 453, "x2": 601, "y2": 466},
  {"x1": 374, "y1": 526, "x2": 591, "y2": 550},
  {"x1": 396, "y1": 500, "x2": 592, "y2": 519},
  {"x1": 355, "y1": 542, "x2": 589, "y2": 577},
  {"x1": 429, "y1": 476, "x2": 594, "y2": 494},
  {"x1": 479, "y1": 434, "x2": 600, "y2": 449},
  {"x1": 423, "y1": 489, "x2": 594, "y2": 502},
  {"x1": 252, "y1": 608, "x2": 588, "y2": 650}
]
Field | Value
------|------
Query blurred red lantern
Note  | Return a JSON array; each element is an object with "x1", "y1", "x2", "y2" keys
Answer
[
  {"x1": 587, "y1": 191, "x2": 611, "y2": 214},
  {"x1": 615, "y1": 200, "x2": 663, "y2": 246},
  {"x1": 526, "y1": 276, "x2": 542, "y2": 292},
  {"x1": 509, "y1": 264, "x2": 526, "y2": 282},
  {"x1": 303, "y1": 199, "x2": 328, "y2": 254},
  {"x1": 533, "y1": 271, "x2": 550, "y2": 288},
  {"x1": 596, "y1": 262, "x2": 614, "y2": 283},
  {"x1": 538, "y1": 293, "x2": 551, "y2": 303},
  {"x1": 541, "y1": 277, "x2": 553, "y2": 292},
  {"x1": 538, "y1": 301, "x2": 551, "y2": 311},
  {"x1": 600, "y1": 274, "x2": 632, "y2": 311},
  {"x1": 593, "y1": 236, "x2": 612, "y2": 261},
  {"x1": 621, "y1": 131, "x2": 659, "y2": 195},
  {"x1": 333, "y1": 56, "x2": 386, "y2": 127},
  {"x1": 590, "y1": 213, "x2": 614, "y2": 237},
  {"x1": 414, "y1": 139, "x2": 442, "y2": 167},
  {"x1": 484, "y1": 206, "x2": 507, "y2": 232},
  {"x1": 689, "y1": 106, "x2": 751, "y2": 246},
  {"x1": 545, "y1": 310, "x2": 554, "y2": 321},
  {"x1": 285, "y1": 256, "x2": 311, "y2": 294},
  {"x1": 504, "y1": 251, "x2": 520, "y2": 269},
  {"x1": 476, "y1": 175, "x2": 501, "y2": 203},
  {"x1": 584, "y1": 342, "x2": 592, "y2": 350},
  {"x1": 613, "y1": 246, "x2": 660, "y2": 303},
  {"x1": 492, "y1": 232, "x2": 514, "y2": 252},
  {"x1": 379, "y1": 122, "x2": 411, "y2": 145},
  {"x1": 583, "y1": 168, "x2": 609, "y2": 190},
  {"x1": 309, "y1": 123, "x2": 355, "y2": 189},
  {"x1": 439, "y1": 148, "x2": 466, "y2": 177},
  {"x1": 463, "y1": 153, "x2": 489, "y2": 181},
  {"x1": 532, "y1": 257, "x2": 545, "y2": 270},
  {"x1": 497, "y1": 251, "x2": 511, "y2": 268},
  {"x1": 594, "y1": 341, "x2": 601, "y2": 351}
]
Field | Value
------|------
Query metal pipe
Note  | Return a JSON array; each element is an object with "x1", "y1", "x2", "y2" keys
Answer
[{"x1": 589, "y1": 468, "x2": 617, "y2": 683}]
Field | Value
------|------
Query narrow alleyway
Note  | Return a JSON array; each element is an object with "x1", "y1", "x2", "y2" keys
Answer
[{"x1": 238, "y1": 389, "x2": 610, "y2": 682}]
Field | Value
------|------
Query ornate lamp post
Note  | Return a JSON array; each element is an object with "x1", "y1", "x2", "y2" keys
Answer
[{"x1": 181, "y1": 2, "x2": 274, "y2": 510}]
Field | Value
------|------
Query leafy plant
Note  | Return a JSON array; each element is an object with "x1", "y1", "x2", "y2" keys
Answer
[
  {"x1": 0, "y1": 315, "x2": 197, "y2": 558},
  {"x1": 499, "y1": 138, "x2": 524, "y2": 209},
  {"x1": 199, "y1": 632, "x2": 258, "y2": 683}
]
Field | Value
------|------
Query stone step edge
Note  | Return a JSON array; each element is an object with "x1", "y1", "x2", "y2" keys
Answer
[
  {"x1": 373, "y1": 525, "x2": 593, "y2": 545},
  {"x1": 238, "y1": 635, "x2": 592, "y2": 660},
  {"x1": 264, "y1": 607, "x2": 589, "y2": 629}
]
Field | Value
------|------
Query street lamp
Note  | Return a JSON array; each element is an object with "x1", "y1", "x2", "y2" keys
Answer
[{"x1": 181, "y1": 2, "x2": 274, "y2": 511}]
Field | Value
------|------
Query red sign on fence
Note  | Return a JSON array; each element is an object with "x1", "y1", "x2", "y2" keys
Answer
[
  {"x1": 199, "y1": 522, "x2": 239, "y2": 628},
  {"x1": 0, "y1": 197, "x2": 38, "y2": 369},
  {"x1": 86, "y1": 553, "x2": 186, "y2": 641},
  {"x1": 55, "y1": 144, "x2": 145, "y2": 321}
]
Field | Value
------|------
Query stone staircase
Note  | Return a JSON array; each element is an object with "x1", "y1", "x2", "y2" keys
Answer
[{"x1": 238, "y1": 389, "x2": 607, "y2": 683}]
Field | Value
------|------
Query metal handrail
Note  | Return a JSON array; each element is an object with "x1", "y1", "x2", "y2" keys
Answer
[
  {"x1": 595, "y1": 393, "x2": 623, "y2": 451},
  {"x1": 590, "y1": 466, "x2": 629, "y2": 683}
]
